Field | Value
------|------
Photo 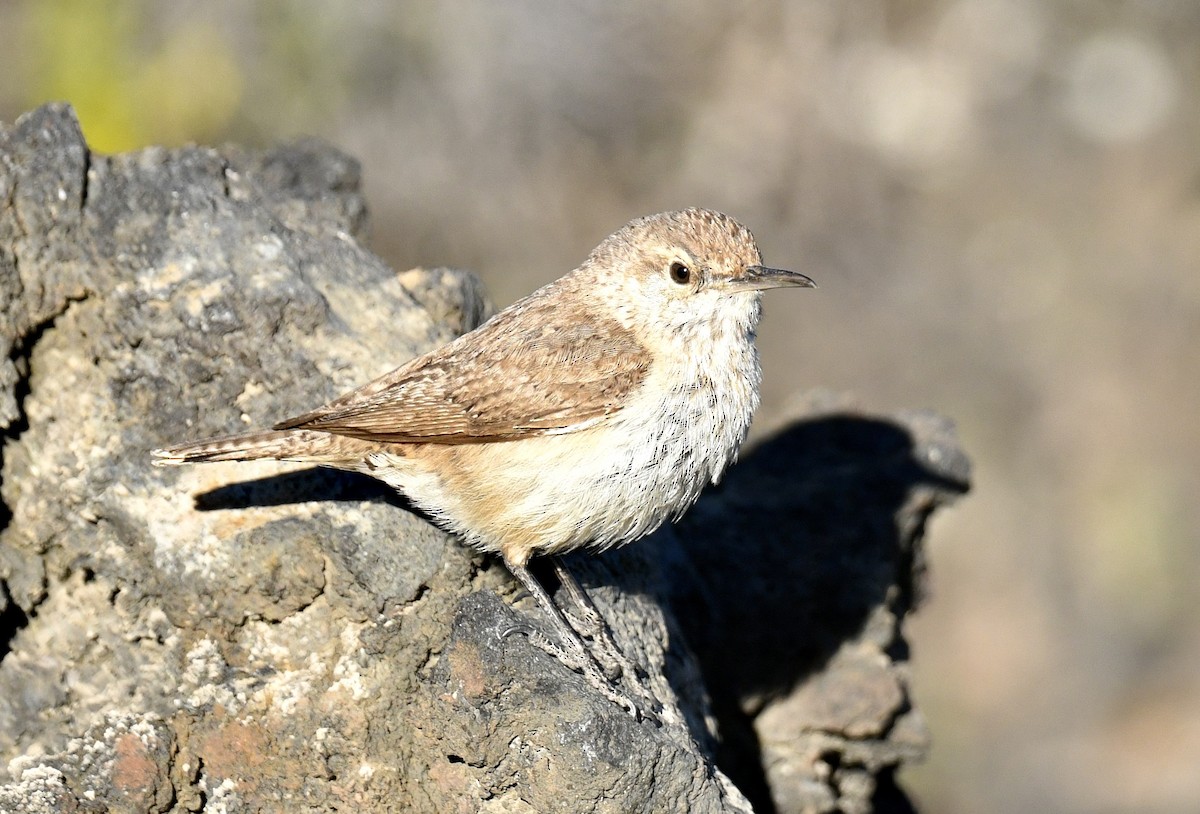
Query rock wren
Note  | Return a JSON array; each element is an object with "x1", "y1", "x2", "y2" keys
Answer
[{"x1": 154, "y1": 208, "x2": 814, "y2": 709}]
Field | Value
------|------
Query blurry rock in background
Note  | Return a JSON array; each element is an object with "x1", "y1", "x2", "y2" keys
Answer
[{"x1": 1, "y1": 2, "x2": 1197, "y2": 812}]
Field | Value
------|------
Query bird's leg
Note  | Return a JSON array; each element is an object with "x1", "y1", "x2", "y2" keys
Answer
[
  {"x1": 504, "y1": 559, "x2": 592, "y2": 668},
  {"x1": 548, "y1": 556, "x2": 609, "y2": 640},
  {"x1": 503, "y1": 557, "x2": 643, "y2": 719},
  {"x1": 549, "y1": 556, "x2": 638, "y2": 681},
  {"x1": 549, "y1": 557, "x2": 662, "y2": 715}
]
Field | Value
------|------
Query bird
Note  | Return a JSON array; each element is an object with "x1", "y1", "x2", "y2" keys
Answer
[{"x1": 153, "y1": 207, "x2": 815, "y2": 713}]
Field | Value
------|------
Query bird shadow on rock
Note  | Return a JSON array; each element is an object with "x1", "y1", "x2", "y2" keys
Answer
[
  {"x1": 193, "y1": 466, "x2": 410, "y2": 513},
  {"x1": 601, "y1": 412, "x2": 969, "y2": 812},
  {"x1": 671, "y1": 413, "x2": 968, "y2": 696}
]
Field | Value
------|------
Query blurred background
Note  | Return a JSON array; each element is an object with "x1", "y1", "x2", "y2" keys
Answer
[{"x1": 2, "y1": 1, "x2": 1197, "y2": 811}]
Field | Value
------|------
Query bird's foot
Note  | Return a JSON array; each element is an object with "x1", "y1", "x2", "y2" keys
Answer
[
  {"x1": 560, "y1": 605, "x2": 623, "y2": 682},
  {"x1": 503, "y1": 622, "x2": 647, "y2": 720}
]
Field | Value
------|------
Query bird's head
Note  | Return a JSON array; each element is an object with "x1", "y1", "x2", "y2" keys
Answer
[{"x1": 584, "y1": 208, "x2": 815, "y2": 340}]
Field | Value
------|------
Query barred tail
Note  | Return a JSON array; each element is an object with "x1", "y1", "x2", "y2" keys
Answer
[{"x1": 151, "y1": 429, "x2": 362, "y2": 466}]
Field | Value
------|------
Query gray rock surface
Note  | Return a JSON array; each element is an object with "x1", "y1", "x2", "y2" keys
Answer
[{"x1": 0, "y1": 104, "x2": 968, "y2": 813}]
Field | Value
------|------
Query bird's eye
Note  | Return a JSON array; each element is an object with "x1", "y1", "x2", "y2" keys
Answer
[{"x1": 668, "y1": 261, "x2": 691, "y2": 285}]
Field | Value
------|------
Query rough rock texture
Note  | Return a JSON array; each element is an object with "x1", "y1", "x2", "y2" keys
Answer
[{"x1": 0, "y1": 105, "x2": 969, "y2": 813}]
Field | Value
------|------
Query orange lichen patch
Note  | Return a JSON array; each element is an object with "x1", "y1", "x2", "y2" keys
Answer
[
  {"x1": 197, "y1": 720, "x2": 270, "y2": 791},
  {"x1": 447, "y1": 642, "x2": 487, "y2": 699},
  {"x1": 427, "y1": 757, "x2": 475, "y2": 803},
  {"x1": 111, "y1": 732, "x2": 160, "y2": 795}
]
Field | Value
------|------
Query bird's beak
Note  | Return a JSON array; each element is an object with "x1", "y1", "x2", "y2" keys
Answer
[{"x1": 724, "y1": 265, "x2": 817, "y2": 292}]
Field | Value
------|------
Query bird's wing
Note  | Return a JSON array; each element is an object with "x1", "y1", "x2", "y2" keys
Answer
[{"x1": 273, "y1": 294, "x2": 649, "y2": 444}]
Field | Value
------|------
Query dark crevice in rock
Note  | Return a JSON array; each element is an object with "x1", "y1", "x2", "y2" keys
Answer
[
  {"x1": 79, "y1": 142, "x2": 92, "y2": 212},
  {"x1": 871, "y1": 766, "x2": 918, "y2": 814},
  {"x1": 1, "y1": 307, "x2": 59, "y2": 533},
  {"x1": 710, "y1": 691, "x2": 777, "y2": 814},
  {"x1": 0, "y1": 582, "x2": 31, "y2": 662},
  {"x1": 2, "y1": 291, "x2": 90, "y2": 438},
  {"x1": 821, "y1": 751, "x2": 846, "y2": 811},
  {"x1": 194, "y1": 756, "x2": 209, "y2": 813},
  {"x1": 0, "y1": 481, "x2": 10, "y2": 536},
  {"x1": 875, "y1": 696, "x2": 915, "y2": 745},
  {"x1": 1, "y1": 293, "x2": 89, "y2": 529}
]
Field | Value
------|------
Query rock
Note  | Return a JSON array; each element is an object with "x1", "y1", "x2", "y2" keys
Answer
[{"x1": 0, "y1": 104, "x2": 968, "y2": 813}]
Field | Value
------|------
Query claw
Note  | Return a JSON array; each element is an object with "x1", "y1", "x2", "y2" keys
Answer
[{"x1": 499, "y1": 621, "x2": 534, "y2": 640}]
